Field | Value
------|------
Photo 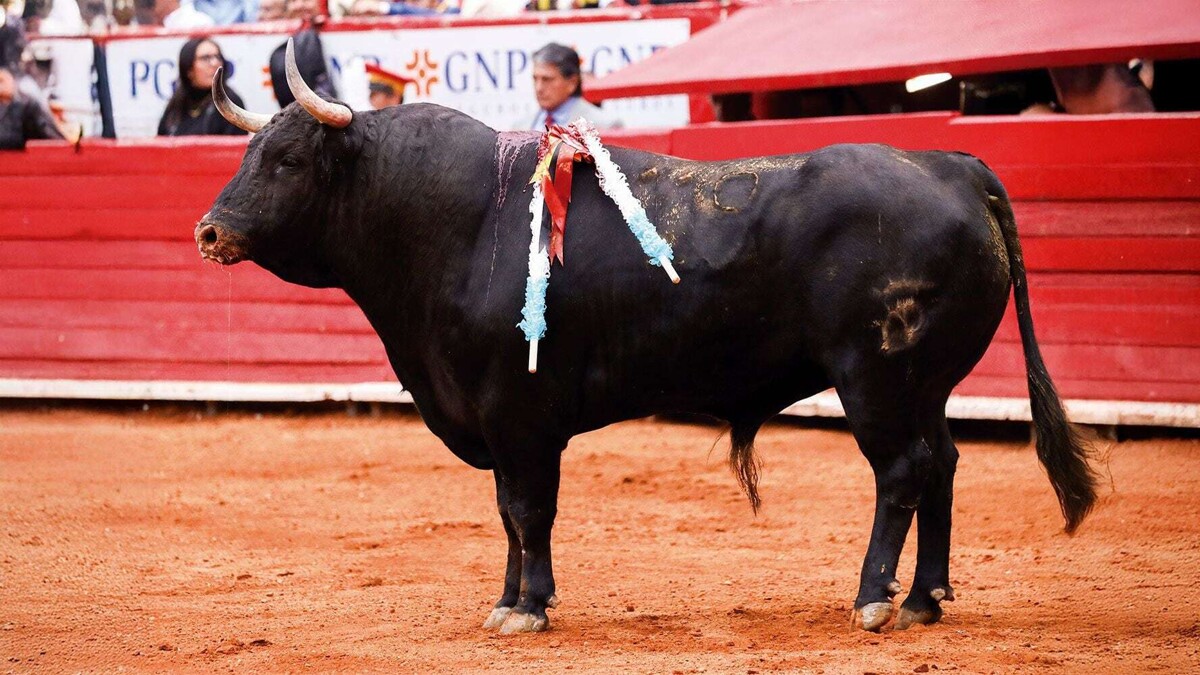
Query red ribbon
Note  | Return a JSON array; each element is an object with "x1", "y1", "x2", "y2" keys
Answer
[{"x1": 535, "y1": 124, "x2": 593, "y2": 266}]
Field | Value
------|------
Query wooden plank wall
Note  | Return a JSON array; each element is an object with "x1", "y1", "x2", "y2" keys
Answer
[
  {"x1": 1, "y1": 139, "x2": 393, "y2": 384},
  {"x1": 2, "y1": 114, "x2": 1197, "y2": 406}
]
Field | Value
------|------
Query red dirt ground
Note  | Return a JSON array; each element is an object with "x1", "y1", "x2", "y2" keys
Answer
[{"x1": 2, "y1": 406, "x2": 1198, "y2": 674}]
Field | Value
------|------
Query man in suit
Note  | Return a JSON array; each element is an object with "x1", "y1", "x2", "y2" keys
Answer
[{"x1": 519, "y1": 42, "x2": 623, "y2": 131}]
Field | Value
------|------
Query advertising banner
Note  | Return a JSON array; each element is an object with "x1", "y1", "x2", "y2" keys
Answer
[
  {"x1": 104, "y1": 32, "x2": 288, "y2": 139},
  {"x1": 320, "y1": 19, "x2": 691, "y2": 131},
  {"x1": 100, "y1": 18, "x2": 689, "y2": 138},
  {"x1": 26, "y1": 37, "x2": 101, "y2": 137}
]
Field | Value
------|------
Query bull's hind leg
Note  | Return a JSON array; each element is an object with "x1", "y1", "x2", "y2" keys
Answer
[
  {"x1": 837, "y1": 383, "x2": 931, "y2": 632},
  {"x1": 896, "y1": 415, "x2": 958, "y2": 629}
]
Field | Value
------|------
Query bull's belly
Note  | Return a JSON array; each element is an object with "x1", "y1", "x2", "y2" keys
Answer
[{"x1": 570, "y1": 346, "x2": 831, "y2": 434}]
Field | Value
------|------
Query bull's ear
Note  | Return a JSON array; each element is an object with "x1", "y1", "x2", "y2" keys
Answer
[{"x1": 321, "y1": 123, "x2": 365, "y2": 163}]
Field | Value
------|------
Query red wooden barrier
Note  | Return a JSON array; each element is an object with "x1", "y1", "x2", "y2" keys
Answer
[{"x1": 2, "y1": 113, "x2": 1198, "y2": 423}]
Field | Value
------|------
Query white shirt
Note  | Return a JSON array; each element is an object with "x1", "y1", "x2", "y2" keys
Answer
[
  {"x1": 525, "y1": 96, "x2": 624, "y2": 131},
  {"x1": 37, "y1": 0, "x2": 86, "y2": 35},
  {"x1": 164, "y1": 2, "x2": 217, "y2": 29}
]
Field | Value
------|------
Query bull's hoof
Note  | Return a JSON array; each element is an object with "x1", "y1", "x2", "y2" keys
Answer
[
  {"x1": 930, "y1": 586, "x2": 955, "y2": 602},
  {"x1": 894, "y1": 606, "x2": 938, "y2": 630},
  {"x1": 483, "y1": 606, "x2": 513, "y2": 629},
  {"x1": 851, "y1": 601, "x2": 894, "y2": 632},
  {"x1": 895, "y1": 586, "x2": 953, "y2": 630},
  {"x1": 499, "y1": 610, "x2": 549, "y2": 634}
]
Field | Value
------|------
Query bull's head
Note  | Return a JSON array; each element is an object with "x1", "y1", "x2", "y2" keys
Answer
[{"x1": 194, "y1": 39, "x2": 357, "y2": 288}]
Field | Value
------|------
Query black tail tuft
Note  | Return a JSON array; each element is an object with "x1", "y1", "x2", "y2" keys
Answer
[
  {"x1": 730, "y1": 423, "x2": 763, "y2": 513},
  {"x1": 989, "y1": 190, "x2": 1099, "y2": 533},
  {"x1": 1029, "y1": 362, "x2": 1099, "y2": 534}
]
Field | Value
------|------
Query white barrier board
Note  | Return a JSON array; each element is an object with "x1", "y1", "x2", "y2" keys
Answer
[{"x1": 3, "y1": 380, "x2": 1196, "y2": 428}]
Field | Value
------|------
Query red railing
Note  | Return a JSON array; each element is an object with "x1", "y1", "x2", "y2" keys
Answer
[{"x1": 3, "y1": 113, "x2": 1198, "y2": 411}]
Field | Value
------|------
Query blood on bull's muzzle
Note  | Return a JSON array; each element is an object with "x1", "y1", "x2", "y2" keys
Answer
[{"x1": 194, "y1": 220, "x2": 249, "y2": 265}]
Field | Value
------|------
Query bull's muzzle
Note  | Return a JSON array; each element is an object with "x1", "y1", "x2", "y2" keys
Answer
[{"x1": 195, "y1": 221, "x2": 249, "y2": 265}]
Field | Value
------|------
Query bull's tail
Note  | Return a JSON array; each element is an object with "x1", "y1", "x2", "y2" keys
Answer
[
  {"x1": 988, "y1": 191, "x2": 1098, "y2": 534},
  {"x1": 730, "y1": 423, "x2": 762, "y2": 514}
]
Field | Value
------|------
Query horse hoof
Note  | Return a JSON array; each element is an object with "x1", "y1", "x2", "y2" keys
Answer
[
  {"x1": 499, "y1": 610, "x2": 549, "y2": 634},
  {"x1": 483, "y1": 606, "x2": 512, "y2": 629},
  {"x1": 852, "y1": 602, "x2": 894, "y2": 632}
]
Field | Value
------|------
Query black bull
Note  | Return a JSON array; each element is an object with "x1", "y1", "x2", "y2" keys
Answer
[{"x1": 196, "y1": 89, "x2": 1097, "y2": 633}]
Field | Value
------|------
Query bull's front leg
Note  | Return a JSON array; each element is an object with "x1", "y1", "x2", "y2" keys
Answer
[
  {"x1": 485, "y1": 439, "x2": 563, "y2": 634},
  {"x1": 482, "y1": 471, "x2": 525, "y2": 629}
]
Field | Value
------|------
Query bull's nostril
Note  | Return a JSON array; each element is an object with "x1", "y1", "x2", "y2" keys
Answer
[{"x1": 195, "y1": 222, "x2": 246, "y2": 265}]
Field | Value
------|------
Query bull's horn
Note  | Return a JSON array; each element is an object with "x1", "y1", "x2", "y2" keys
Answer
[
  {"x1": 212, "y1": 67, "x2": 272, "y2": 133},
  {"x1": 286, "y1": 38, "x2": 352, "y2": 128}
]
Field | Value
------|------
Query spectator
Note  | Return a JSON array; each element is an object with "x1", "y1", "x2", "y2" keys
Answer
[
  {"x1": 35, "y1": 0, "x2": 85, "y2": 35},
  {"x1": 194, "y1": 0, "x2": 259, "y2": 25},
  {"x1": 111, "y1": 0, "x2": 135, "y2": 24},
  {"x1": 157, "y1": 37, "x2": 247, "y2": 136},
  {"x1": 131, "y1": 0, "x2": 156, "y2": 25},
  {"x1": 17, "y1": 0, "x2": 84, "y2": 35},
  {"x1": 1, "y1": 6, "x2": 27, "y2": 71},
  {"x1": 268, "y1": 26, "x2": 335, "y2": 108},
  {"x1": 526, "y1": 0, "x2": 598, "y2": 10},
  {"x1": 256, "y1": 0, "x2": 284, "y2": 20},
  {"x1": 517, "y1": 42, "x2": 622, "y2": 131},
  {"x1": 1048, "y1": 63, "x2": 1154, "y2": 114},
  {"x1": 346, "y1": 0, "x2": 447, "y2": 16},
  {"x1": 366, "y1": 62, "x2": 408, "y2": 109},
  {"x1": 163, "y1": 0, "x2": 215, "y2": 27},
  {"x1": 136, "y1": 0, "x2": 215, "y2": 27},
  {"x1": 457, "y1": 0, "x2": 523, "y2": 16},
  {"x1": 266, "y1": 0, "x2": 334, "y2": 108},
  {"x1": 2, "y1": 10, "x2": 53, "y2": 104},
  {"x1": 0, "y1": 64, "x2": 64, "y2": 149},
  {"x1": 77, "y1": 0, "x2": 108, "y2": 30},
  {"x1": 283, "y1": 0, "x2": 317, "y2": 18}
]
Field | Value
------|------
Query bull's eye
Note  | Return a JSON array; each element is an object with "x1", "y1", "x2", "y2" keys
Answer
[{"x1": 280, "y1": 155, "x2": 301, "y2": 169}]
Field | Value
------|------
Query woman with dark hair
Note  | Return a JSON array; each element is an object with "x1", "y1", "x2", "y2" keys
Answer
[
  {"x1": 157, "y1": 36, "x2": 247, "y2": 136},
  {"x1": 517, "y1": 42, "x2": 623, "y2": 131}
]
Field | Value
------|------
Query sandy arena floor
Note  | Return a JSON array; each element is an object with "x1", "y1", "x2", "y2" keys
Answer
[{"x1": 1, "y1": 406, "x2": 1198, "y2": 674}]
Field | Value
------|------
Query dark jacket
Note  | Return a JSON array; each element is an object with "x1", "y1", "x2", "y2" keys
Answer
[
  {"x1": 0, "y1": 95, "x2": 64, "y2": 150},
  {"x1": 269, "y1": 28, "x2": 335, "y2": 109},
  {"x1": 157, "y1": 87, "x2": 248, "y2": 137},
  {"x1": 0, "y1": 13, "x2": 26, "y2": 71}
]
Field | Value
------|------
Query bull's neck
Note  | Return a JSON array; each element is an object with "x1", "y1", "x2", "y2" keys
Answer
[{"x1": 331, "y1": 111, "x2": 500, "y2": 347}]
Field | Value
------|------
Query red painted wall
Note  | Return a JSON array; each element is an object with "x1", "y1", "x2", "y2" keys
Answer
[
  {"x1": 2, "y1": 113, "x2": 1198, "y2": 404},
  {"x1": 2, "y1": 138, "x2": 393, "y2": 385}
]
